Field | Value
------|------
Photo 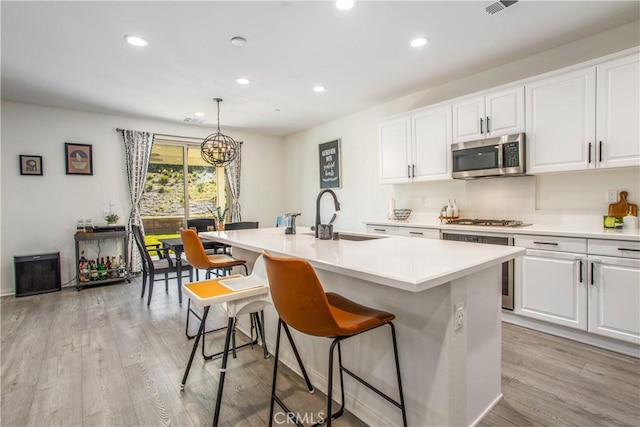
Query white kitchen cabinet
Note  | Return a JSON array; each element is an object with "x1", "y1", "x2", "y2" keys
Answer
[
  {"x1": 379, "y1": 115, "x2": 411, "y2": 184},
  {"x1": 379, "y1": 104, "x2": 452, "y2": 183},
  {"x1": 365, "y1": 225, "x2": 399, "y2": 235},
  {"x1": 452, "y1": 86, "x2": 524, "y2": 143},
  {"x1": 596, "y1": 54, "x2": 640, "y2": 169},
  {"x1": 514, "y1": 236, "x2": 588, "y2": 330},
  {"x1": 587, "y1": 239, "x2": 640, "y2": 345},
  {"x1": 526, "y1": 67, "x2": 596, "y2": 174},
  {"x1": 526, "y1": 52, "x2": 639, "y2": 174},
  {"x1": 397, "y1": 227, "x2": 440, "y2": 240}
]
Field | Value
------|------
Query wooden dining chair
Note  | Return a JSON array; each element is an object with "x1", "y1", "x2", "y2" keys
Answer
[{"x1": 131, "y1": 224, "x2": 193, "y2": 305}]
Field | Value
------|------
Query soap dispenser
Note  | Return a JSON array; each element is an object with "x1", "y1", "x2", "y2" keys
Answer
[
  {"x1": 452, "y1": 199, "x2": 459, "y2": 218},
  {"x1": 446, "y1": 200, "x2": 453, "y2": 217}
]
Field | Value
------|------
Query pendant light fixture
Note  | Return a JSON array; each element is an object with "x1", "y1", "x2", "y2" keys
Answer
[{"x1": 200, "y1": 98, "x2": 238, "y2": 167}]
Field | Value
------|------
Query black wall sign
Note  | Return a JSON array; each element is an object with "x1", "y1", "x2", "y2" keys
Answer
[{"x1": 319, "y1": 139, "x2": 341, "y2": 189}]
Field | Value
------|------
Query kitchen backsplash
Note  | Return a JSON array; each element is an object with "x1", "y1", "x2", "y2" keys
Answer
[{"x1": 393, "y1": 168, "x2": 640, "y2": 224}]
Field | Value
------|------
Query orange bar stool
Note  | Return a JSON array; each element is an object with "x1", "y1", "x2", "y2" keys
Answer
[{"x1": 263, "y1": 251, "x2": 407, "y2": 427}]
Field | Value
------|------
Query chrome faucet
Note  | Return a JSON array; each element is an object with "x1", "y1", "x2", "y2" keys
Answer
[{"x1": 315, "y1": 189, "x2": 341, "y2": 238}]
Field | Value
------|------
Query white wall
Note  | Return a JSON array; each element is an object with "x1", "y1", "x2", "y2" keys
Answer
[
  {"x1": 0, "y1": 101, "x2": 285, "y2": 295},
  {"x1": 283, "y1": 22, "x2": 640, "y2": 230}
]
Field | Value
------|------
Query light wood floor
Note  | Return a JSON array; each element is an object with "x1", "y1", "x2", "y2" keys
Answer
[{"x1": 1, "y1": 277, "x2": 638, "y2": 426}]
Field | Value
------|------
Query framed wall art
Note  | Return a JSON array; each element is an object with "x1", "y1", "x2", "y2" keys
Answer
[
  {"x1": 19, "y1": 155, "x2": 43, "y2": 176},
  {"x1": 65, "y1": 143, "x2": 93, "y2": 175},
  {"x1": 319, "y1": 139, "x2": 341, "y2": 189}
]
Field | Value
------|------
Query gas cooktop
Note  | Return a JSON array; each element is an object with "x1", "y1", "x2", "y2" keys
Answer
[{"x1": 445, "y1": 218, "x2": 530, "y2": 227}]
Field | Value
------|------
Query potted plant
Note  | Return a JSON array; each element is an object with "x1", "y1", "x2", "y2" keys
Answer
[
  {"x1": 105, "y1": 213, "x2": 119, "y2": 225},
  {"x1": 208, "y1": 206, "x2": 228, "y2": 231}
]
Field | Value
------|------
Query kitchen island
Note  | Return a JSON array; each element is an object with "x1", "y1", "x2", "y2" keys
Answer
[{"x1": 199, "y1": 227, "x2": 525, "y2": 427}]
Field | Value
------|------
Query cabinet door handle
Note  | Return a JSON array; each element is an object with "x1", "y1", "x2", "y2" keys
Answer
[
  {"x1": 618, "y1": 248, "x2": 640, "y2": 253},
  {"x1": 579, "y1": 260, "x2": 583, "y2": 283},
  {"x1": 407, "y1": 165, "x2": 411, "y2": 179},
  {"x1": 590, "y1": 262, "x2": 595, "y2": 285},
  {"x1": 486, "y1": 116, "x2": 491, "y2": 134},
  {"x1": 412, "y1": 164, "x2": 416, "y2": 178},
  {"x1": 533, "y1": 241, "x2": 559, "y2": 246},
  {"x1": 480, "y1": 118, "x2": 484, "y2": 135},
  {"x1": 588, "y1": 142, "x2": 592, "y2": 163},
  {"x1": 598, "y1": 141, "x2": 603, "y2": 163}
]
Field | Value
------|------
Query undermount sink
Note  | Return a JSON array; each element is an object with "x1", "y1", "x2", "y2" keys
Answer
[{"x1": 301, "y1": 232, "x2": 387, "y2": 242}]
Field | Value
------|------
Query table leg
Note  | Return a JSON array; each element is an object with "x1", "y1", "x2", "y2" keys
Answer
[
  {"x1": 212, "y1": 316, "x2": 235, "y2": 427},
  {"x1": 175, "y1": 248, "x2": 183, "y2": 304},
  {"x1": 181, "y1": 306, "x2": 210, "y2": 390}
]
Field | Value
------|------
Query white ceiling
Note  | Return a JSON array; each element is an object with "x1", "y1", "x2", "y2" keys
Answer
[{"x1": 2, "y1": 1, "x2": 639, "y2": 137}]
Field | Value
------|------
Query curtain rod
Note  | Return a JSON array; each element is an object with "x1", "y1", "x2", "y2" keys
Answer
[{"x1": 116, "y1": 129, "x2": 243, "y2": 144}]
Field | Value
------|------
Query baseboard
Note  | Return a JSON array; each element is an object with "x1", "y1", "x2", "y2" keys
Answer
[
  {"x1": 502, "y1": 311, "x2": 640, "y2": 358},
  {"x1": 470, "y1": 393, "x2": 503, "y2": 427}
]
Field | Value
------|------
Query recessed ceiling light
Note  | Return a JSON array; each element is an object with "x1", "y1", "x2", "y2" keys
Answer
[
  {"x1": 313, "y1": 86, "x2": 326, "y2": 93},
  {"x1": 336, "y1": 0, "x2": 355, "y2": 10},
  {"x1": 194, "y1": 112, "x2": 205, "y2": 117},
  {"x1": 124, "y1": 35, "x2": 148, "y2": 47},
  {"x1": 236, "y1": 78, "x2": 250, "y2": 85},
  {"x1": 410, "y1": 37, "x2": 429, "y2": 48},
  {"x1": 230, "y1": 36, "x2": 247, "y2": 47}
]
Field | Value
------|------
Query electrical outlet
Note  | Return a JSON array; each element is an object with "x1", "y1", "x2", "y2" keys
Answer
[
  {"x1": 606, "y1": 190, "x2": 619, "y2": 204},
  {"x1": 454, "y1": 302, "x2": 464, "y2": 332},
  {"x1": 419, "y1": 196, "x2": 426, "y2": 205}
]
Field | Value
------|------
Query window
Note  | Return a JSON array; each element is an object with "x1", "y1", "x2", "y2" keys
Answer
[{"x1": 140, "y1": 141, "x2": 227, "y2": 236}]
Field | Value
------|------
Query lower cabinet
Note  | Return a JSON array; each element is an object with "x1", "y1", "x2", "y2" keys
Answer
[
  {"x1": 515, "y1": 235, "x2": 640, "y2": 345},
  {"x1": 587, "y1": 241, "x2": 640, "y2": 344},
  {"x1": 365, "y1": 225, "x2": 398, "y2": 235},
  {"x1": 397, "y1": 227, "x2": 440, "y2": 239},
  {"x1": 515, "y1": 236, "x2": 588, "y2": 330}
]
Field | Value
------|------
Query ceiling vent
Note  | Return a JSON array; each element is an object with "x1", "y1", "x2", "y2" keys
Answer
[
  {"x1": 485, "y1": 0, "x2": 518, "y2": 15},
  {"x1": 182, "y1": 117, "x2": 206, "y2": 124}
]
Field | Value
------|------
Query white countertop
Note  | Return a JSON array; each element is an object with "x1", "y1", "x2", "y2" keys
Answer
[
  {"x1": 365, "y1": 219, "x2": 640, "y2": 241},
  {"x1": 199, "y1": 227, "x2": 524, "y2": 293}
]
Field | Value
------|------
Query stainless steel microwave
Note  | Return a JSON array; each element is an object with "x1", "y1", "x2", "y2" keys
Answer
[{"x1": 451, "y1": 133, "x2": 526, "y2": 179}]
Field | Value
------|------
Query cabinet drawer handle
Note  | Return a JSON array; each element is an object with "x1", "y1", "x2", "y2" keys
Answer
[
  {"x1": 533, "y1": 241, "x2": 559, "y2": 246},
  {"x1": 588, "y1": 142, "x2": 592, "y2": 163},
  {"x1": 618, "y1": 248, "x2": 640, "y2": 252},
  {"x1": 373, "y1": 228, "x2": 386, "y2": 232},
  {"x1": 409, "y1": 231, "x2": 423, "y2": 235}
]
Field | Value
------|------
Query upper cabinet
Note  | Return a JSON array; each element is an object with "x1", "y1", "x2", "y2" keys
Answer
[
  {"x1": 452, "y1": 86, "x2": 524, "y2": 143},
  {"x1": 379, "y1": 104, "x2": 452, "y2": 184},
  {"x1": 526, "y1": 53, "x2": 639, "y2": 174},
  {"x1": 379, "y1": 115, "x2": 411, "y2": 183},
  {"x1": 596, "y1": 54, "x2": 640, "y2": 169}
]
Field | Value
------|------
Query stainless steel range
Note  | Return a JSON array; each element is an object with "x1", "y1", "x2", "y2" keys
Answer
[
  {"x1": 444, "y1": 218, "x2": 530, "y2": 227},
  {"x1": 441, "y1": 218, "x2": 528, "y2": 310}
]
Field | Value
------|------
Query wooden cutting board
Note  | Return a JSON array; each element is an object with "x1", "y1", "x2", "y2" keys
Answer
[{"x1": 608, "y1": 191, "x2": 638, "y2": 217}]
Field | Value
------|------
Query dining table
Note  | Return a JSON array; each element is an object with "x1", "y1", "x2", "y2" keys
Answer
[{"x1": 158, "y1": 237, "x2": 227, "y2": 303}]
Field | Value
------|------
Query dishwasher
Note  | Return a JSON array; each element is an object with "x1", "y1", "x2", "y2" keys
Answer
[{"x1": 442, "y1": 231, "x2": 514, "y2": 310}]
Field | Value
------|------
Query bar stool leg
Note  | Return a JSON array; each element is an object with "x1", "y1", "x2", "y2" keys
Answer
[
  {"x1": 268, "y1": 319, "x2": 283, "y2": 427},
  {"x1": 281, "y1": 323, "x2": 314, "y2": 393},
  {"x1": 181, "y1": 306, "x2": 210, "y2": 390},
  {"x1": 389, "y1": 322, "x2": 408, "y2": 427}
]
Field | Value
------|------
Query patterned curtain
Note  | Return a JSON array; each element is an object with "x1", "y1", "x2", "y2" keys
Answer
[
  {"x1": 120, "y1": 129, "x2": 154, "y2": 272},
  {"x1": 225, "y1": 142, "x2": 243, "y2": 222}
]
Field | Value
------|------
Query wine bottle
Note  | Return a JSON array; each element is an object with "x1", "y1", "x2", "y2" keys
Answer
[{"x1": 90, "y1": 260, "x2": 98, "y2": 281}]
